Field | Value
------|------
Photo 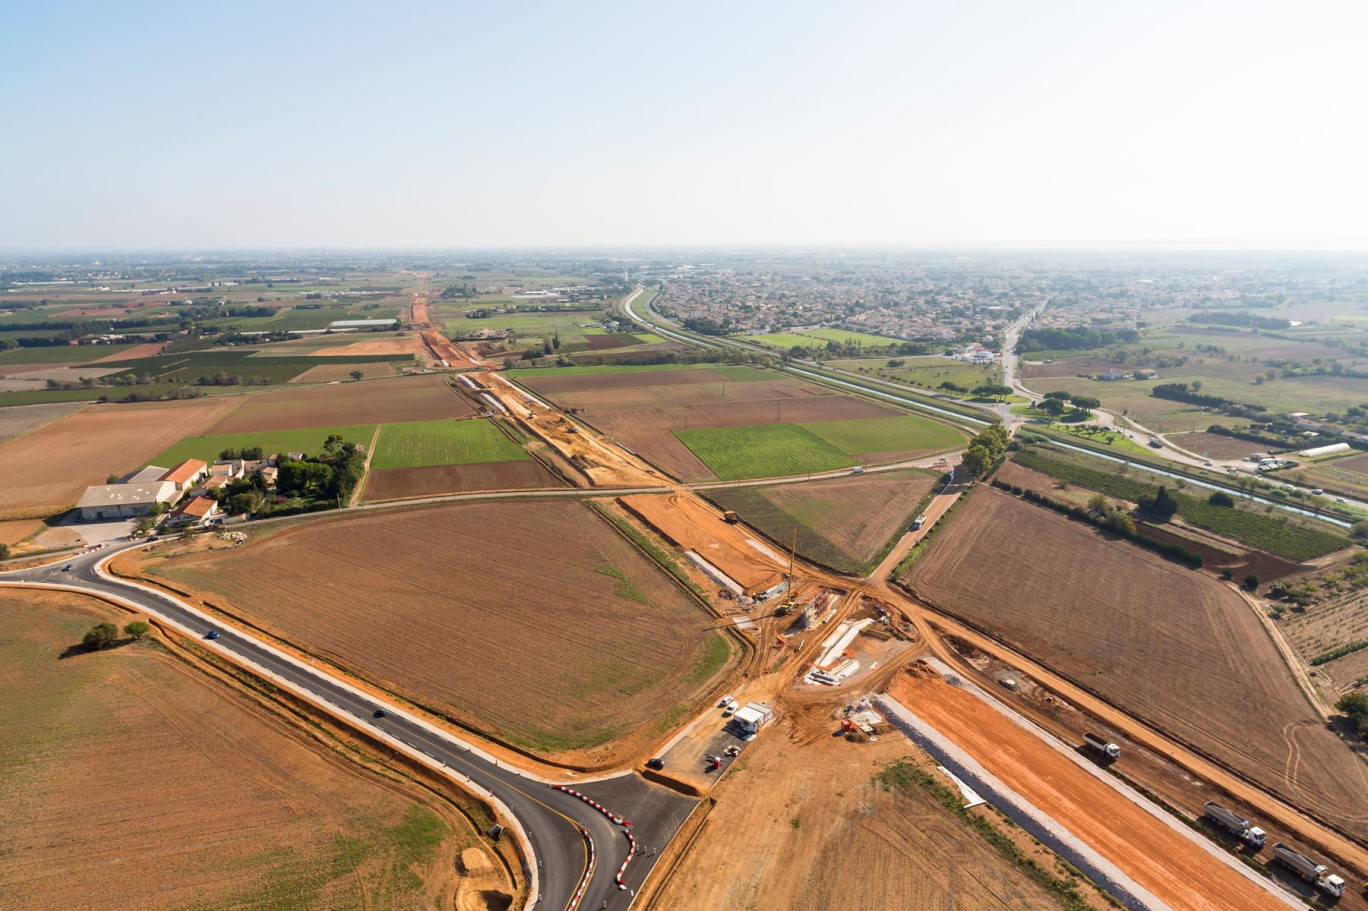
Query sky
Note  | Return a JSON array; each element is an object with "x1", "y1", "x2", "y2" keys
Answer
[{"x1": 2, "y1": 1, "x2": 1365, "y2": 250}]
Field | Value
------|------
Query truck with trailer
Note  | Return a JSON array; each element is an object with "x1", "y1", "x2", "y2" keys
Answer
[
  {"x1": 1271, "y1": 842, "x2": 1345, "y2": 897},
  {"x1": 1082, "y1": 732, "x2": 1120, "y2": 761},
  {"x1": 1202, "y1": 801, "x2": 1266, "y2": 847}
]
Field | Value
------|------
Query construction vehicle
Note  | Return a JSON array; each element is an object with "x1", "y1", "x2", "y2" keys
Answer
[
  {"x1": 1202, "y1": 802, "x2": 1266, "y2": 847},
  {"x1": 1271, "y1": 843, "x2": 1345, "y2": 896},
  {"x1": 1082, "y1": 732, "x2": 1120, "y2": 761},
  {"x1": 912, "y1": 514, "x2": 927, "y2": 530},
  {"x1": 721, "y1": 510, "x2": 740, "y2": 523}
]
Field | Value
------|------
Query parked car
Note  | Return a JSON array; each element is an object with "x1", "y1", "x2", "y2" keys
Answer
[
  {"x1": 646, "y1": 757, "x2": 665, "y2": 770},
  {"x1": 717, "y1": 694, "x2": 733, "y2": 708}
]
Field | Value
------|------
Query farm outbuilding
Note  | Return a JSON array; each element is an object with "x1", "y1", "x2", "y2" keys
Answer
[
  {"x1": 76, "y1": 481, "x2": 178, "y2": 520},
  {"x1": 1298, "y1": 442, "x2": 1351, "y2": 459}
]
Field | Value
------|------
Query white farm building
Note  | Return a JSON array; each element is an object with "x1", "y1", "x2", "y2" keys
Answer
[{"x1": 76, "y1": 481, "x2": 178, "y2": 520}]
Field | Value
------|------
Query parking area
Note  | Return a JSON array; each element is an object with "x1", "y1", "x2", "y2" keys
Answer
[{"x1": 655, "y1": 700, "x2": 765, "y2": 791}]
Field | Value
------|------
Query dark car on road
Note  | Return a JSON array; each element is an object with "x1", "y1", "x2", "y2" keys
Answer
[
  {"x1": 646, "y1": 758, "x2": 665, "y2": 770},
  {"x1": 62, "y1": 564, "x2": 73, "y2": 572},
  {"x1": 373, "y1": 708, "x2": 388, "y2": 718}
]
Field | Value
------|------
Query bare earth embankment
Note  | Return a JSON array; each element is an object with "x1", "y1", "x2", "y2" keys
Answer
[{"x1": 904, "y1": 488, "x2": 1368, "y2": 838}]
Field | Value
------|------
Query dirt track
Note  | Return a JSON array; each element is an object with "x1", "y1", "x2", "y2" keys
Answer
[
  {"x1": 887, "y1": 672, "x2": 1287, "y2": 911},
  {"x1": 620, "y1": 492, "x2": 786, "y2": 593},
  {"x1": 483, "y1": 373, "x2": 665, "y2": 487}
]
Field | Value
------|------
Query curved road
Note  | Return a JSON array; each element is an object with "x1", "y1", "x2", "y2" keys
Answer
[{"x1": 0, "y1": 544, "x2": 687, "y2": 911}]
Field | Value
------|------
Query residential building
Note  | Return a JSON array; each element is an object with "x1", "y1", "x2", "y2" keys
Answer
[
  {"x1": 168, "y1": 495, "x2": 220, "y2": 527},
  {"x1": 162, "y1": 458, "x2": 208, "y2": 492}
]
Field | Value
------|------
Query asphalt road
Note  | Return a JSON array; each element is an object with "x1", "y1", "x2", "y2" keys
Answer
[{"x1": 1, "y1": 543, "x2": 697, "y2": 911}]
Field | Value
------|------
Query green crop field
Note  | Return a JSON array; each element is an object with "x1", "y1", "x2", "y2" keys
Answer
[
  {"x1": 675, "y1": 424, "x2": 857, "y2": 480},
  {"x1": 801, "y1": 414, "x2": 965, "y2": 456},
  {"x1": 150, "y1": 425, "x2": 376, "y2": 466},
  {"x1": 742, "y1": 332, "x2": 826, "y2": 349},
  {"x1": 792, "y1": 328, "x2": 908, "y2": 346},
  {"x1": 370, "y1": 419, "x2": 528, "y2": 469},
  {"x1": 0, "y1": 344, "x2": 139, "y2": 365},
  {"x1": 830, "y1": 356, "x2": 1000, "y2": 397},
  {"x1": 1012, "y1": 448, "x2": 1352, "y2": 561}
]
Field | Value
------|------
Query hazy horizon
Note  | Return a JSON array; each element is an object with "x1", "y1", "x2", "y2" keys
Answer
[{"x1": 4, "y1": 1, "x2": 1365, "y2": 251}]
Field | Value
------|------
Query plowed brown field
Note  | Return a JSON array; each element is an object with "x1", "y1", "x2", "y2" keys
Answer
[
  {"x1": 362, "y1": 460, "x2": 563, "y2": 500},
  {"x1": 707, "y1": 468, "x2": 936, "y2": 575},
  {"x1": 291, "y1": 361, "x2": 400, "y2": 383},
  {"x1": 886, "y1": 672, "x2": 1288, "y2": 911},
  {"x1": 137, "y1": 499, "x2": 734, "y2": 761},
  {"x1": 904, "y1": 488, "x2": 1368, "y2": 838},
  {"x1": 311, "y1": 334, "x2": 428, "y2": 359},
  {"x1": 0, "y1": 396, "x2": 241, "y2": 518},
  {"x1": 0, "y1": 591, "x2": 473, "y2": 910},
  {"x1": 1172, "y1": 431, "x2": 1272, "y2": 460},
  {"x1": 207, "y1": 374, "x2": 474, "y2": 433}
]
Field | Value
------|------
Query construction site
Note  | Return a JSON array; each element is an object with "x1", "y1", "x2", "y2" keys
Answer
[{"x1": 9, "y1": 285, "x2": 1368, "y2": 911}]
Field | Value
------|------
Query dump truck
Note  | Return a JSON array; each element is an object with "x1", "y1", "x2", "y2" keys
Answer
[
  {"x1": 1271, "y1": 842, "x2": 1345, "y2": 897},
  {"x1": 721, "y1": 511, "x2": 740, "y2": 524},
  {"x1": 1082, "y1": 733, "x2": 1120, "y2": 760},
  {"x1": 1202, "y1": 801, "x2": 1266, "y2": 847}
]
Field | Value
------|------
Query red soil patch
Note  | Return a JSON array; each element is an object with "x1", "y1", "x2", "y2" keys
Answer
[
  {"x1": 207, "y1": 375, "x2": 474, "y2": 433},
  {"x1": 620, "y1": 492, "x2": 784, "y2": 593},
  {"x1": 362, "y1": 460, "x2": 563, "y2": 500},
  {"x1": 887, "y1": 673, "x2": 1286, "y2": 911},
  {"x1": 92, "y1": 341, "x2": 165, "y2": 361},
  {"x1": 904, "y1": 489, "x2": 1368, "y2": 838},
  {"x1": 311, "y1": 335, "x2": 427, "y2": 359}
]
